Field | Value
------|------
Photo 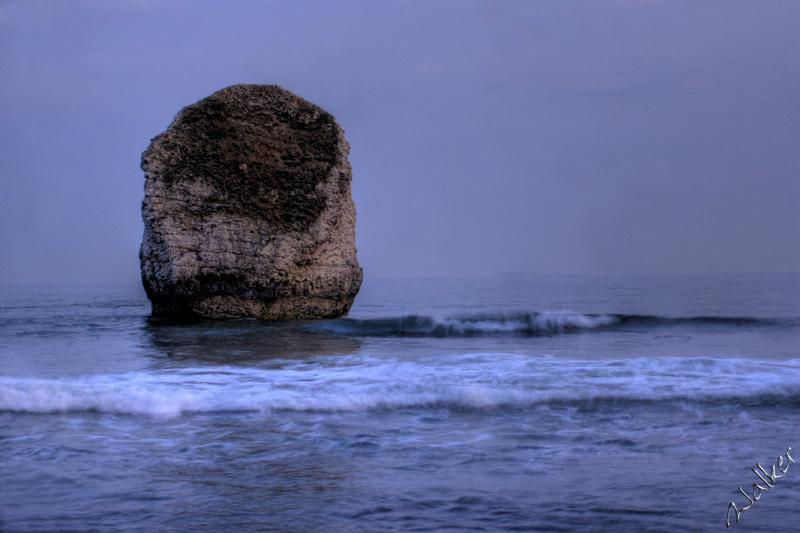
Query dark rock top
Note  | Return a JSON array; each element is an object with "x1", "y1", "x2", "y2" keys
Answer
[{"x1": 140, "y1": 84, "x2": 362, "y2": 319}]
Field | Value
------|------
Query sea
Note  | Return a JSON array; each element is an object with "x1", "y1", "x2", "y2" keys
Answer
[{"x1": 1, "y1": 273, "x2": 798, "y2": 532}]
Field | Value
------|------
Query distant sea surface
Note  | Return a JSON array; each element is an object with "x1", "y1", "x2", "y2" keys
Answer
[{"x1": 1, "y1": 274, "x2": 799, "y2": 532}]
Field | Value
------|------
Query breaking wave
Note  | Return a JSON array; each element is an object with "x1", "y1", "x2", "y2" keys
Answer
[
  {"x1": 307, "y1": 312, "x2": 794, "y2": 337},
  {"x1": 1, "y1": 355, "x2": 798, "y2": 417}
]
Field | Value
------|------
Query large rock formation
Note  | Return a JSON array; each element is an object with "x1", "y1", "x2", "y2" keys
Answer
[{"x1": 140, "y1": 84, "x2": 362, "y2": 319}]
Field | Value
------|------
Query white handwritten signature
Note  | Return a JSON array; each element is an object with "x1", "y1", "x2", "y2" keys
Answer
[{"x1": 726, "y1": 446, "x2": 794, "y2": 527}]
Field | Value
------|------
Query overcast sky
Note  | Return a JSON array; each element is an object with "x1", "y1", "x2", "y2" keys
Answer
[{"x1": 0, "y1": 0, "x2": 798, "y2": 283}]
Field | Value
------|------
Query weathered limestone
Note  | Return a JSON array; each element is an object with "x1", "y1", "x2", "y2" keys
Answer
[{"x1": 140, "y1": 84, "x2": 362, "y2": 319}]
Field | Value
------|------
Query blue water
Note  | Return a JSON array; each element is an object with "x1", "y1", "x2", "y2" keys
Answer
[{"x1": 1, "y1": 274, "x2": 799, "y2": 531}]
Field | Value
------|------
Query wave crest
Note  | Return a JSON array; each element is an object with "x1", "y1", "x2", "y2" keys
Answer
[
  {"x1": 309, "y1": 312, "x2": 792, "y2": 337},
  {"x1": 2, "y1": 356, "x2": 798, "y2": 417}
]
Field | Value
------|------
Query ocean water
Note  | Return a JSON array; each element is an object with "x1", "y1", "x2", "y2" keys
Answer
[{"x1": 1, "y1": 274, "x2": 799, "y2": 532}]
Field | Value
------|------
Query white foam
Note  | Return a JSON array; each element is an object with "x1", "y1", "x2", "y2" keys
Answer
[
  {"x1": 1, "y1": 355, "x2": 798, "y2": 417},
  {"x1": 316, "y1": 311, "x2": 623, "y2": 336}
]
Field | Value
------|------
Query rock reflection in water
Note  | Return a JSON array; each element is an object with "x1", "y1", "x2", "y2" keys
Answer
[{"x1": 143, "y1": 319, "x2": 362, "y2": 364}]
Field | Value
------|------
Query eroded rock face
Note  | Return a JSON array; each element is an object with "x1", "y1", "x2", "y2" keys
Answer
[{"x1": 140, "y1": 84, "x2": 362, "y2": 319}]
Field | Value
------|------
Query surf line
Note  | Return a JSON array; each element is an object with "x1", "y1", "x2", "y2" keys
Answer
[{"x1": 726, "y1": 446, "x2": 794, "y2": 527}]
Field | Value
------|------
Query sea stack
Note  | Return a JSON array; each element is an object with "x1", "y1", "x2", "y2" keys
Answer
[{"x1": 139, "y1": 84, "x2": 362, "y2": 319}]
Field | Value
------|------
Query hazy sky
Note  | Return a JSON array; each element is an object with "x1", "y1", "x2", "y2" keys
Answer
[{"x1": 1, "y1": 0, "x2": 798, "y2": 283}]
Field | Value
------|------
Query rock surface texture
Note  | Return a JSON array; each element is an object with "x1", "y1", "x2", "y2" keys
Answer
[{"x1": 140, "y1": 84, "x2": 362, "y2": 319}]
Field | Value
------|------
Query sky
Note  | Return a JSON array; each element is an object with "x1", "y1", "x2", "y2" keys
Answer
[{"x1": 0, "y1": 0, "x2": 798, "y2": 284}]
